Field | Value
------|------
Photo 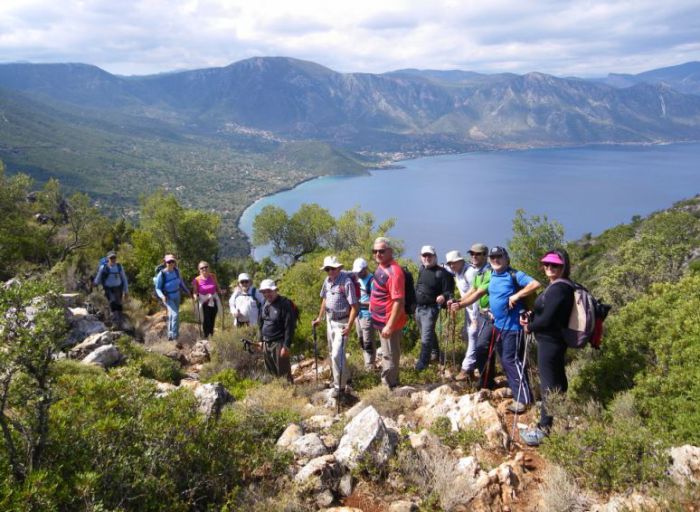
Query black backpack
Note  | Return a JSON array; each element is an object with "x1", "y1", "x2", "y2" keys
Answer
[{"x1": 402, "y1": 266, "x2": 417, "y2": 315}]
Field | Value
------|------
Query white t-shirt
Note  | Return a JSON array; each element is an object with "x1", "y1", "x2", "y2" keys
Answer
[{"x1": 229, "y1": 286, "x2": 263, "y2": 325}]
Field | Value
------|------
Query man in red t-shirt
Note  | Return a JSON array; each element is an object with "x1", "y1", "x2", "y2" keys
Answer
[{"x1": 370, "y1": 237, "x2": 406, "y2": 388}]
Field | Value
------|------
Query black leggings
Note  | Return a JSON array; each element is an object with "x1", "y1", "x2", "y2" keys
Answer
[
  {"x1": 202, "y1": 303, "x2": 218, "y2": 338},
  {"x1": 536, "y1": 337, "x2": 568, "y2": 429}
]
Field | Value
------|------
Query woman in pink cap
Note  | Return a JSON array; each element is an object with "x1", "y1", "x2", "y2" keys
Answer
[{"x1": 520, "y1": 249, "x2": 574, "y2": 446}]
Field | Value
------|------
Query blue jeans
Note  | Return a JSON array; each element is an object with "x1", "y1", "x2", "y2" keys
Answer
[
  {"x1": 495, "y1": 329, "x2": 532, "y2": 405},
  {"x1": 165, "y1": 294, "x2": 181, "y2": 340},
  {"x1": 415, "y1": 305, "x2": 440, "y2": 369}
]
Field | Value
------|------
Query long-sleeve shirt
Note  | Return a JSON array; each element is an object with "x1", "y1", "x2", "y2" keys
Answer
[
  {"x1": 155, "y1": 268, "x2": 190, "y2": 300},
  {"x1": 258, "y1": 295, "x2": 296, "y2": 348},
  {"x1": 530, "y1": 281, "x2": 575, "y2": 342},
  {"x1": 415, "y1": 264, "x2": 454, "y2": 306},
  {"x1": 94, "y1": 263, "x2": 129, "y2": 293}
]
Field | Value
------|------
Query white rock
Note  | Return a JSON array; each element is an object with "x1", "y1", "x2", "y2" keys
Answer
[
  {"x1": 194, "y1": 383, "x2": 232, "y2": 418},
  {"x1": 67, "y1": 307, "x2": 89, "y2": 319},
  {"x1": 294, "y1": 454, "x2": 339, "y2": 487},
  {"x1": 292, "y1": 433, "x2": 328, "y2": 460},
  {"x1": 277, "y1": 423, "x2": 304, "y2": 449},
  {"x1": 65, "y1": 318, "x2": 107, "y2": 347},
  {"x1": 388, "y1": 501, "x2": 418, "y2": 512},
  {"x1": 188, "y1": 339, "x2": 210, "y2": 365},
  {"x1": 343, "y1": 400, "x2": 368, "y2": 420},
  {"x1": 334, "y1": 405, "x2": 396, "y2": 470},
  {"x1": 668, "y1": 445, "x2": 700, "y2": 485},
  {"x1": 70, "y1": 331, "x2": 122, "y2": 359},
  {"x1": 303, "y1": 414, "x2": 337, "y2": 432},
  {"x1": 338, "y1": 473, "x2": 353, "y2": 497},
  {"x1": 81, "y1": 344, "x2": 122, "y2": 368},
  {"x1": 315, "y1": 489, "x2": 335, "y2": 508}
]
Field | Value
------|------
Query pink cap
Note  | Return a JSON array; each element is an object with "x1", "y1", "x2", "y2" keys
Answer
[
  {"x1": 164, "y1": 254, "x2": 176, "y2": 263},
  {"x1": 540, "y1": 252, "x2": 564, "y2": 265}
]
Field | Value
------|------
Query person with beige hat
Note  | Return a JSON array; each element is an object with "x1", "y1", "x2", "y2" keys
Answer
[{"x1": 312, "y1": 256, "x2": 359, "y2": 398}]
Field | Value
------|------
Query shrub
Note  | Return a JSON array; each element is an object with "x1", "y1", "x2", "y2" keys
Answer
[
  {"x1": 429, "y1": 417, "x2": 485, "y2": 451},
  {"x1": 538, "y1": 464, "x2": 593, "y2": 512},
  {"x1": 202, "y1": 368, "x2": 259, "y2": 400},
  {"x1": 116, "y1": 336, "x2": 184, "y2": 384},
  {"x1": 359, "y1": 385, "x2": 411, "y2": 419}
]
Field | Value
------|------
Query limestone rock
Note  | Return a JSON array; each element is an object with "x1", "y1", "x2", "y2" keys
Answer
[
  {"x1": 188, "y1": 339, "x2": 211, "y2": 365},
  {"x1": 334, "y1": 405, "x2": 396, "y2": 470},
  {"x1": 322, "y1": 508, "x2": 362, "y2": 512},
  {"x1": 668, "y1": 445, "x2": 700, "y2": 485},
  {"x1": 65, "y1": 317, "x2": 107, "y2": 347},
  {"x1": 70, "y1": 331, "x2": 122, "y2": 359},
  {"x1": 81, "y1": 344, "x2": 122, "y2": 368},
  {"x1": 338, "y1": 472, "x2": 353, "y2": 497},
  {"x1": 303, "y1": 414, "x2": 337, "y2": 432},
  {"x1": 194, "y1": 383, "x2": 232, "y2": 418},
  {"x1": 277, "y1": 423, "x2": 304, "y2": 449},
  {"x1": 292, "y1": 433, "x2": 328, "y2": 460},
  {"x1": 291, "y1": 357, "x2": 332, "y2": 384},
  {"x1": 388, "y1": 501, "x2": 418, "y2": 512},
  {"x1": 294, "y1": 454, "x2": 340, "y2": 489},
  {"x1": 315, "y1": 490, "x2": 334, "y2": 508},
  {"x1": 67, "y1": 307, "x2": 89, "y2": 319},
  {"x1": 59, "y1": 293, "x2": 81, "y2": 306},
  {"x1": 591, "y1": 493, "x2": 662, "y2": 512},
  {"x1": 344, "y1": 400, "x2": 368, "y2": 420}
]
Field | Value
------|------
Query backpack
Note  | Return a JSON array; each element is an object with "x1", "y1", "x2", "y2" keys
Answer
[
  {"x1": 508, "y1": 268, "x2": 537, "y2": 312},
  {"x1": 340, "y1": 272, "x2": 362, "y2": 304},
  {"x1": 99, "y1": 262, "x2": 123, "y2": 286},
  {"x1": 155, "y1": 266, "x2": 181, "y2": 295},
  {"x1": 401, "y1": 266, "x2": 417, "y2": 316},
  {"x1": 556, "y1": 279, "x2": 612, "y2": 349}
]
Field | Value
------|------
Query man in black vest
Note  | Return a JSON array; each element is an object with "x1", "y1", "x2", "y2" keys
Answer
[
  {"x1": 414, "y1": 245, "x2": 454, "y2": 371},
  {"x1": 258, "y1": 279, "x2": 296, "y2": 383}
]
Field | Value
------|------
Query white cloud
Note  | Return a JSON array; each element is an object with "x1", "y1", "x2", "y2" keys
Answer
[{"x1": 0, "y1": 0, "x2": 698, "y2": 76}]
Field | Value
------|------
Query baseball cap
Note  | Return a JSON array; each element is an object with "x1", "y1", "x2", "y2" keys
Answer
[
  {"x1": 488, "y1": 246, "x2": 509, "y2": 259},
  {"x1": 420, "y1": 245, "x2": 436, "y2": 256},
  {"x1": 540, "y1": 252, "x2": 565, "y2": 265},
  {"x1": 164, "y1": 254, "x2": 176, "y2": 263},
  {"x1": 469, "y1": 243, "x2": 488, "y2": 255},
  {"x1": 320, "y1": 255, "x2": 343, "y2": 270},
  {"x1": 352, "y1": 257, "x2": 368, "y2": 273},
  {"x1": 238, "y1": 272, "x2": 251, "y2": 282}
]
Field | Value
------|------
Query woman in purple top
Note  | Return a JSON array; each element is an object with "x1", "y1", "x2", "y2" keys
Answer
[{"x1": 192, "y1": 261, "x2": 223, "y2": 338}]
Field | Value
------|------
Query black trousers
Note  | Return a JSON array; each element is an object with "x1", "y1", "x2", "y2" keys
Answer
[
  {"x1": 475, "y1": 317, "x2": 497, "y2": 389},
  {"x1": 202, "y1": 303, "x2": 217, "y2": 338},
  {"x1": 104, "y1": 285, "x2": 124, "y2": 312},
  {"x1": 263, "y1": 341, "x2": 293, "y2": 383},
  {"x1": 536, "y1": 336, "x2": 568, "y2": 429}
]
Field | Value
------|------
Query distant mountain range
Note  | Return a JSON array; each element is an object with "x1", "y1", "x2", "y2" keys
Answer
[{"x1": 1, "y1": 57, "x2": 699, "y2": 255}]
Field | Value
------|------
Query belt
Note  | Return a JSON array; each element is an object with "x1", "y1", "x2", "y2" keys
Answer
[{"x1": 329, "y1": 315, "x2": 349, "y2": 322}]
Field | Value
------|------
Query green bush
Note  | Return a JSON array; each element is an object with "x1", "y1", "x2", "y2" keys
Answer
[
  {"x1": 202, "y1": 368, "x2": 259, "y2": 400},
  {"x1": 116, "y1": 336, "x2": 184, "y2": 384},
  {"x1": 541, "y1": 412, "x2": 667, "y2": 493},
  {"x1": 429, "y1": 417, "x2": 485, "y2": 451}
]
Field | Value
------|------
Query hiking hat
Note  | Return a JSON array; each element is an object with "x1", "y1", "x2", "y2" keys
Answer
[
  {"x1": 488, "y1": 246, "x2": 509, "y2": 259},
  {"x1": 352, "y1": 257, "x2": 368, "y2": 273},
  {"x1": 420, "y1": 245, "x2": 436, "y2": 256},
  {"x1": 238, "y1": 272, "x2": 251, "y2": 282},
  {"x1": 540, "y1": 252, "x2": 565, "y2": 265},
  {"x1": 106, "y1": 251, "x2": 117, "y2": 259},
  {"x1": 469, "y1": 243, "x2": 488, "y2": 255},
  {"x1": 445, "y1": 250, "x2": 464, "y2": 264},
  {"x1": 320, "y1": 255, "x2": 343, "y2": 270},
  {"x1": 259, "y1": 279, "x2": 277, "y2": 291},
  {"x1": 164, "y1": 254, "x2": 176, "y2": 263}
]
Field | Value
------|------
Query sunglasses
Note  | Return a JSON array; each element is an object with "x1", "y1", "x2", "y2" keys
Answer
[
  {"x1": 489, "y1": 254, "x2": 504, "y2": 259},
  {"x1": 543, "y1": 262, "x2": 563, "y2": 268},
  {"x1": 239, "y1": 280, "x2": 250, "y2": 284},
  {"x1": 199, "y1": 266, "x2": 208, "y2": 270},
  {"x1": 372, "y1": 249, "x2": 387, "y2": 255},
  {"x1": 166, "y1": 260, "x2": 176, "y2": 264},
  {"x1": 421, "y1": 253, "x2": 435, "y2": 258},
  {"x1": 324, "y1": 267, "x2": 338, "y2": 272},
  {"x1": 469, "y1": 252, "x2": 486, "y2": 256}
]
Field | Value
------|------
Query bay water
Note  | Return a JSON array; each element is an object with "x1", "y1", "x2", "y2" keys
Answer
[{"x1": 239, "y1": 143, "x2": 700, "y2": 260}]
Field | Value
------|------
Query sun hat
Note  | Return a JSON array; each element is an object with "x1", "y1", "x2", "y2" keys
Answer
[
  {"x1": 445, "y1": 250, "x2": 464, "y2": 264},
  {"x1": 420, "y1": 245, "x2": 436, "y2": 256},
  {"x1": 469, "y1": 243, "x2": 488, "y2": 254},
  {"x1": 164, "y1": 254, "x2": 176, "y2": 263},
  {"x1": 106, "y1": 251, "x2": 117, "y2": 259},
  {"x1": 320, "y1": 255, "x2": 343, "y2": 270},
  {"x1": 352, "y1": 257, "x2": 368, "y2": 273},
  {"x1": 259, "y1": 279, "x2": 277, "y2": 291},
  {"x1": 238, "y1": 272, "x2": 251, "y2": 282},
  {"x1": 540, "y1": 252, "x2": 565, "y2": 265}
]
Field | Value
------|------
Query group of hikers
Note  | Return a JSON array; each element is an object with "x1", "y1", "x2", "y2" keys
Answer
[{"x1": 95, "y1": 236, "x2": 582, "y2": 446}]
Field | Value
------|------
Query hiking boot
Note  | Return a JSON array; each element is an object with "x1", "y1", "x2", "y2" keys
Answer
[
  {"x1": 414, "y1": 362, "x2": 427, "y2": 372},
  {"x1": 507, "y1": 401, "x2": 528, "y2": 414}
]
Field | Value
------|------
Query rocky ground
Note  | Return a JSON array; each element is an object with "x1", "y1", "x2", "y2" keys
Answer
[{"x1": 60, "y1": 294, "x2": 700, "y2": 512}]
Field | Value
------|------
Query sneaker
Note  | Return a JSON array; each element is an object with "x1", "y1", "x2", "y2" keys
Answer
[
  {"x1": 519, "y1": 427, "x2": 546, "y2": 447},
  {"x1": 414, "y1": 362, "x2": 427, "y2": 372},
  {"x1": 507, "y1": 401, "x2": 528, "y2": 414}
]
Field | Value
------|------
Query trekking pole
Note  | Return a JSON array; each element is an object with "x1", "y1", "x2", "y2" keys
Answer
[
  {"x1": 337, "y1": 334, "x2": 346, "y2": 415},
  {"x1": 313, "y1": 324, "x2": 319, "y2": 386},
  {"x1": 511, "y1": 330, "x2": 532, "y2": 441},
  {"x1": 437, "y1": 308, "x2": 445, "y2": 379},
  {"x1": 481, "y1": 326, "x2": 499, "y2": 390},
  {"x1": 450, "y1": 309, "x2": 457, "y2": 371}
]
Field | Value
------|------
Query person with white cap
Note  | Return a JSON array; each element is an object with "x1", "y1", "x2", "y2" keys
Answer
[
  {"x1": 352, "y1": 257, "x2": 376, "y2": 370},
  {"x1": 446, "y1": 243, "x2": 491, "y2": 382},
  {"x1": 414, "y1": 245, "x2": 454, "y2": 371},
  {"x1": 229, "y1": 272, "x2": 263, "y2": 327},
  {"x1": 257, "y1": 278, "x2": 296, "y2": 382},
  {"x1": 154, "y1": 254, "x2": 190, "y2": 342},
  {"x1": 312, "y1": 256, "x2": 359, "y2": 397}
]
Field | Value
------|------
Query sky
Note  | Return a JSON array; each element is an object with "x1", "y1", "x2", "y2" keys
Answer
[{"x1": 1, "y1": 0, "x2": 699, "y2": 77}]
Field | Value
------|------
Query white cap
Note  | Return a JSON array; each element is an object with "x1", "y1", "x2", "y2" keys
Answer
[
  {"x1": 352, "y1": 257, "x2": 368, "y2": 273},
  {"x1": 238, "y1": 272, "x2": 251, "y2": 282},
  {"x1": 420, "y1": 245, "x2": 436, "y2": 256},
  {"x1": 445, "y1": 250, "x2": 464, "y2": 263},
  {"x1": 320, "y1": 255, "x2": 343, "y2": 270},
  {"x1": 259, "y1": 279, "x2": 277, "y2": 291}
]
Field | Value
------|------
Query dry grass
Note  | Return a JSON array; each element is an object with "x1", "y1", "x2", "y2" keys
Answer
[
  {"x1": 538, "y1": 464, "x2": 593, "y2": 512},
  {"x1": 358, "y1": 385, "x2": 411, "y2": 419},
  {"x1": 242, "y1": 379, "x2": 313, "y2": 419}
]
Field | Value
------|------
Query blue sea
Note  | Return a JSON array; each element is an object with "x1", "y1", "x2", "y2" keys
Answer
[{"x1": 239, "y1": 143, "x2": 700, "y2": 260}]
